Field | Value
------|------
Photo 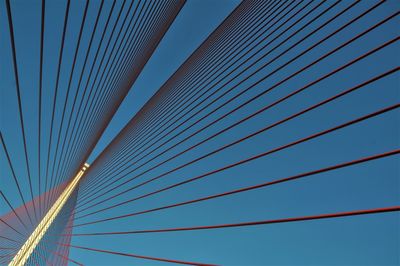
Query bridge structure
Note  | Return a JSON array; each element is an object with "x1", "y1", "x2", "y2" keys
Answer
[{"x1": 1, "y1": 0, "x2": 399, "y2": 265}]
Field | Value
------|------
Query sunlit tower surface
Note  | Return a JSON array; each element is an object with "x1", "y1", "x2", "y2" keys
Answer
[{"x1": 9, "y1": 164, "x2": 89, "y2": 266}]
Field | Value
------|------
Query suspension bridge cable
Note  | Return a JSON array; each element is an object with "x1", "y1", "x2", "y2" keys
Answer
[
  {"x1": 77, "y1": 10, "x2": 398, "y2": 208},
  {"x1": 60, "y1": 0, "x2": 185, "y2": 182},
  {"x1": 44, "y1": 0, "x2": 123, "y2": 207},
  {"x1": 0, "y1": 191, "x2": 29, "y2": 233},
  {"x1": 58, "y1": 0, "x2": 185, "y2": 185},
  {"x1": 43, "y1": 0, "x2": 109, "y2": 205},
  {"x1": 43, "y1": 0, "x2": 72, "y2": 211},
  {"x1": 38, "y1": 0, "x2": 45, "y2": 218},
  {"x1": 72, "y1": 149, "x2": 399, "y2": 227},
  {"x1": 75, "y1": 103, "x2": 400, "y2": 218},
  {"x1": 67, "y1": 206, "x2": 400, "y2": 236},
  {"x1": 59, "y1": 243, "x2": 216, "y2": 266},
  {"x1": 48, "y1": 0, "x2": 90, "y2": 201},
  {"x1": 79, "y1": 0, "x2": 291, "y2": 186},
  {"x1": 76, "y1": 0, "x2": 310, "y2": 195},
  {"x1": 79, "y1": 0, "x2": 298, "y2": 189},
  {"x1": 0, "y1": 133, "x2": 35, "y2": 226},
  {"x1": 5, "y1": 0, "x2": 38, "y2": 222},
  {"x1": 78, "y1": 0, "x2": 360, "y2": 198}
]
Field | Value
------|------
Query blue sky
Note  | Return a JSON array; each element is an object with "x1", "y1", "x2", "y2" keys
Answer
[{"x1": 1, "y1": 0, "x2": 399, "y2": 265}]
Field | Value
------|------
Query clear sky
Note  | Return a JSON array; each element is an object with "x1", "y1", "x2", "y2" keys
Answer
[{"x1": 1, "y1": 0, "x2": 399, "y2": 265}]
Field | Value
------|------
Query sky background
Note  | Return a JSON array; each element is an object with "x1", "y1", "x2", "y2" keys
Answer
[{"x1": 1, "y1": 0, "x2": 399, "y2": 265}]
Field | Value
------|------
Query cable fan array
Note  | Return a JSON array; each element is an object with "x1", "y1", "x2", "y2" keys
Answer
[
  {"x1": 1, "y1": 0, "x2": 399, "y2": 265},
  {"x1": 1, "y1": 0, "x2": 185, "y2": 264}
]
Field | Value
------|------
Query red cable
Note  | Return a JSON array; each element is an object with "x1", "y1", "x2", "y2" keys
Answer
[
  {"x1": 77, "y1": 7, "x2": 398, "y2": 207},
  {"x1": 67, "y1": 206, "x2": 400, "y2": 236},
  {"x1": 74, "y1": 72, "x2": 400, "y2": 219},
  {"x1": 71, "y1": 149, "x2": 399, "y2": 227},
  {"x1": 77, "y1": 0, "x2": 344, "y2": 199},
  {"x1": 50, "y1": 251, "x2": 83, "y2": 266},
  {"x1": 59, "y1": 243, "x2": 217, "y2": 266}
]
